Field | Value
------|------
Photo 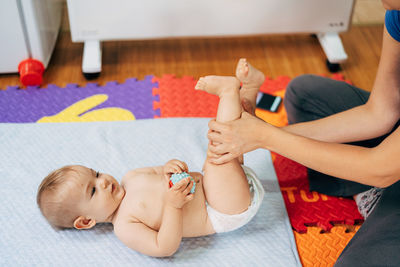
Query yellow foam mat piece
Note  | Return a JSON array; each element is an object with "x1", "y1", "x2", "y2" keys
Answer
[{"x1": 294, "y1": 225, "x2": 361, "y2": 267}]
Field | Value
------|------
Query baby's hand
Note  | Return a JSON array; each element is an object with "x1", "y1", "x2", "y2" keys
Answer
[
  {"x1": 165, "y1": 178, "x2": 194, "y2": 209},
  {"x1": 163, "y1": 159, "x2": 188, "y2": 179}
]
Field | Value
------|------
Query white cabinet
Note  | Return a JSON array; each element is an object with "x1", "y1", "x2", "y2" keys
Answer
[{"x1": 0, "y1": 0, "x2": 62, "y2": 74}]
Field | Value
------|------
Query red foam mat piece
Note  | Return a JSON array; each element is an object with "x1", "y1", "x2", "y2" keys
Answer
[
  {"x1": 259, "y1": 75, "x2": 292, "y2": 94},
  {"x1": 153, "y1": 75, "x2": 218, "y2": 118},
  {"x1": 273, "y1": 153, "x2": 363, "y2": 233}
]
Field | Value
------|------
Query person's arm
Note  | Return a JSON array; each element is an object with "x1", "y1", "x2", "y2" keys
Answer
[
  {"x1": 284, "y1": 28, "x2": 400, "y2": 143},
  {"x1": 115, "y1": 178, "x2": 194, "y2": 257},
  {"x1": 259, "y1": 122, "x2": 400, "y2": 188},
  {"x1": 208, "y1": 29, "x2": 400, "y2": 187}
]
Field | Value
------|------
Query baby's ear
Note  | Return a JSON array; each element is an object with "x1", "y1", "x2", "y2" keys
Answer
[{"x1": 73, "y1": 216, "x2": 96, "y2": 230}]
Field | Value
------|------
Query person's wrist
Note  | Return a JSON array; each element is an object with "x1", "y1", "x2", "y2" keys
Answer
[{"x1": 257, "y1": 121, "x2": 274, "y2": 150}]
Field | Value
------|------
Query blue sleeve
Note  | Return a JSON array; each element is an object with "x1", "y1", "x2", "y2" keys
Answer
[{"x1": 385, "y1": 10, "x2": 400, "y2": 42}]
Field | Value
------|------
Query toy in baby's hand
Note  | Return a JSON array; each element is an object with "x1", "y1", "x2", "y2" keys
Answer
[{"x1": 169, "y1": 172, "x2": 196, "y2": 194}]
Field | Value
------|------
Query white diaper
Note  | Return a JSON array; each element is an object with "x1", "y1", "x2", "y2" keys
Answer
[{"x1": 206, "y1": 166, "x2": 265, "y2": 233}]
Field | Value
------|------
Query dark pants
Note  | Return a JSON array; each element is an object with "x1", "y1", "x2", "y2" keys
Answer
[{"x1": 284, "y1": 75, "x2": 400, "y2": 266}]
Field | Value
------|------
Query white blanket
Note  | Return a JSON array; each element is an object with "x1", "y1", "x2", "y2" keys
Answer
[{"x1": 0, "y1": 118, "x2": 300, "y2": 266}]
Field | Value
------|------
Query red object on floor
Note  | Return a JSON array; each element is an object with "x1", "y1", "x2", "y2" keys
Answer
[{"x1": 18, "y1": 59, "x2": 45, "y2": 87}]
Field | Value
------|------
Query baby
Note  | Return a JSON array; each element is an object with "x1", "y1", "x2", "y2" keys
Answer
[{"x1": 37, "y1": 59, "x2": 266, "y2": 257}]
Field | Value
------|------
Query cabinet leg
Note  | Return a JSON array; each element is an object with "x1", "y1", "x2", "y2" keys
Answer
[
  {"x1": 317, "y1": 32, "x2": 347, "y2": 72},
  {"x1": 82, "y1": 40, "x2": 101, "y2": 79}
]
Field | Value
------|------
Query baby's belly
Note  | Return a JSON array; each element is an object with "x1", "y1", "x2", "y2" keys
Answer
[{"x1": 182, "y1": 180, "x2": 215, "y2": 237}]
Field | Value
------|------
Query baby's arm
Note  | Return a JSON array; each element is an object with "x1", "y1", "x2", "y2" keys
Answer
[
  {"x1": 126, "y1": 166, "x2": 164, "y2": 176},
  {"x1": 115, "y1": 178, "x2": 194, "y2": 257},
  {"x1": 126, "y1": 159, "x2": 188, "y2": 177}
]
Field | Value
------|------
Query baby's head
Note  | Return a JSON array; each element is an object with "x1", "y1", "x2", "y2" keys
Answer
[{"x1": 37, "y1": 165, "x2": 125, "y2": 230}]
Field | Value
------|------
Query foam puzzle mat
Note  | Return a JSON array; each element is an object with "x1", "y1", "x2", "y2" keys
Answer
[
  {"x1": 0, "y1": 74, "x2": 362, "y2": 266},
  {"x1": 0, "y1": 76, "x2": 159, "y2": 122}
]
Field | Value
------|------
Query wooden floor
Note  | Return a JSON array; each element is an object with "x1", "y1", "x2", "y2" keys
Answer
[{"x1": 0, "y1": 25, "x2": 384, "y2": 92}]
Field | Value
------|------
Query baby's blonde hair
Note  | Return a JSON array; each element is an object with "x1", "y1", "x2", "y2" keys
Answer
[{"x1": 37, "y1": 165, "x2": 80, "y2": 229}]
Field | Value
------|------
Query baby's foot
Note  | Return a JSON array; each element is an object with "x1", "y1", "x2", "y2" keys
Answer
[
  {"x1": 236, "y1": 58, "x2": 265, "y2": 88},
  {"x1": 195, "y1": 75, "x2": 240, "y2": 97},
  {"x1": 235, "y1": 58, "x2": 265, "y2": 113}
]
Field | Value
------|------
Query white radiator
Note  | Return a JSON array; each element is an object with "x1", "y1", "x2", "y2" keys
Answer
[{"x1": 66, "y1": 0, "x2": 354, "y2": 76}]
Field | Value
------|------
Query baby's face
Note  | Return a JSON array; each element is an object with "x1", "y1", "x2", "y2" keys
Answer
[{"x1": 67, "y1": 165, "x2": 125, "y2": 224}]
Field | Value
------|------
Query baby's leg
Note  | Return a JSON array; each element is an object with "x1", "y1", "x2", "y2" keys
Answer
[
  {"x1": 195, "y1": 76, "x2": 251, "y2": 214},
  {"x1": 236, "y1": 58, "x2": 265, "y2": 113}
]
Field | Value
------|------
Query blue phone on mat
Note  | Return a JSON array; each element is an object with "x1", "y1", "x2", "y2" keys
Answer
[{"x1": 256, "y1": 93, "x2": 282, "y2": 112}]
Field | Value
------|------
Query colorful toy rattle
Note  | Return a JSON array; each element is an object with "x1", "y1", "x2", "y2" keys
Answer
[{"x1": 169, "y1": 172, "x2": 196, "y2": 194}]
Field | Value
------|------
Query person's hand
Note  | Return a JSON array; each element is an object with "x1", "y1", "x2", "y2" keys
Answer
[
  {"x1": 207, "y1": 111, "x2": 268, "y2": 164},
  {"x1": 163, "y1": 159, "x2": 189, "y2": 180},
  {"x1": 165, "y1": 178, "x2": 194, "y2": 209}
]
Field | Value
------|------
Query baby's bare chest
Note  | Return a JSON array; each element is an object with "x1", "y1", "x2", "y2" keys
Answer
[
  {"x1": 121, "y1": 177, "x2": 166, "y2": 229},
  {"x1": 119, "y1": 173, "x2": 212, "y2": 235}
]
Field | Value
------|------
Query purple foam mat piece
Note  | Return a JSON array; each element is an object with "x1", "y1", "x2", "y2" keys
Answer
[{"x1": 0, "y1": 75, "x2": 160, "y2": 123}]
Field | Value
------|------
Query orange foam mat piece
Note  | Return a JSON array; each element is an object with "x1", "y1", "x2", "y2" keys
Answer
[
  {"x1": 257, "y1": 76, "x2": 291, "y2": 126},
  {"x1": 255, "y1": 88, "x2": 288, "y2": 127},
  {"x1": 294, "y1": 225, "x2": 361, "y2": 267}
]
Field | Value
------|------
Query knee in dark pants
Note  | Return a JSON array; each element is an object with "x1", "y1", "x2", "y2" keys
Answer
[
  {"x1": 284, "y1": 75, "x2": 316, "y2": 109},
  {"x1": 285, "y1": 75, "x2": 369, "y2": 125},
  {"x1": 284, "y1": 74, "x2": 322, "y2": 124}
]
